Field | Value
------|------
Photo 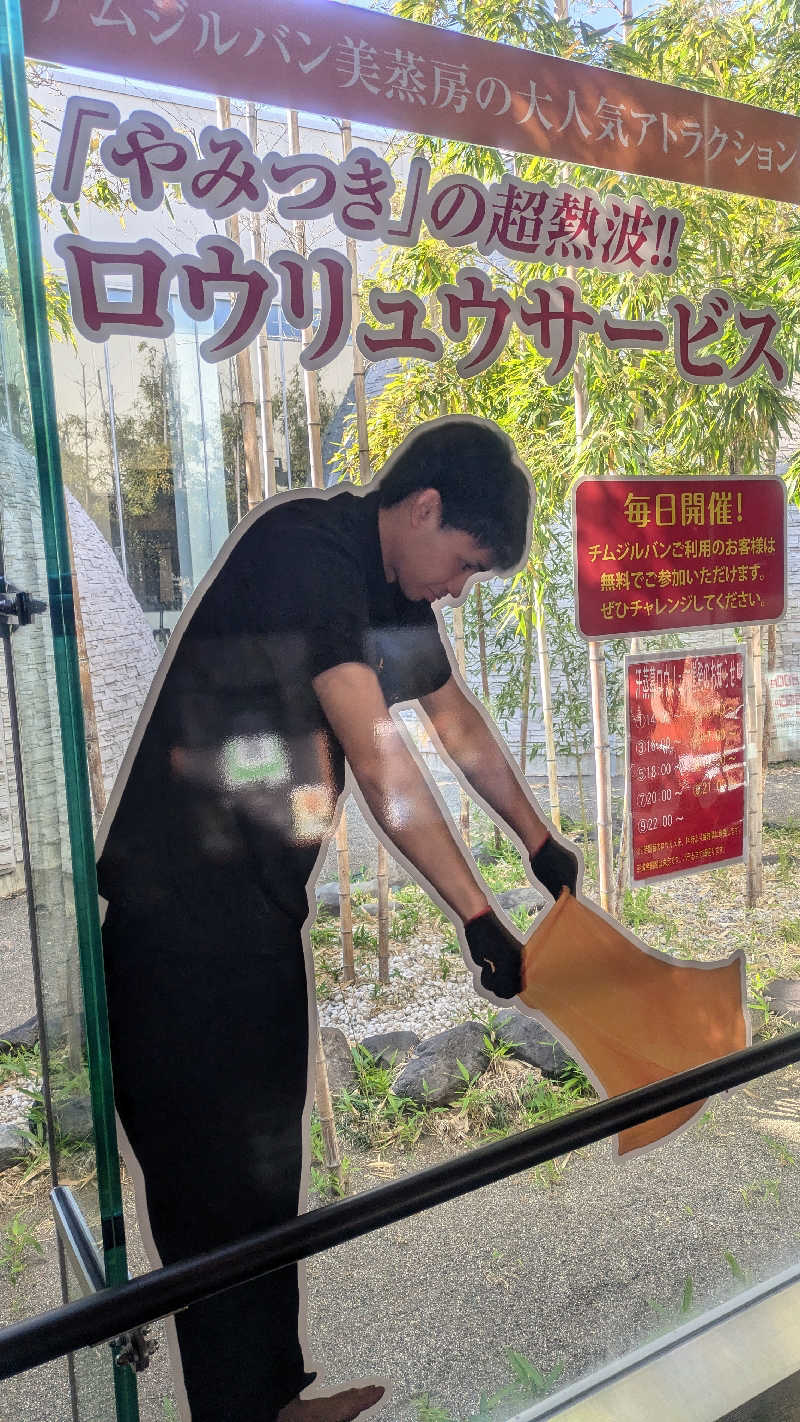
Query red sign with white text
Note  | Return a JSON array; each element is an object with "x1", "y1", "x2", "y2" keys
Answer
[
  {"x1": 627, "y1": 651, "x2": 746, "y2": 884},
  {"x1": 575, "y1": 476, "x2": 786, "y2": 639}
]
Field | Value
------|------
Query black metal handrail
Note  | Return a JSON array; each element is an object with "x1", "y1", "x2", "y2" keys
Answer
[{"x1": 1, "y1": 1029, "x2": 799, "y2": 1381}]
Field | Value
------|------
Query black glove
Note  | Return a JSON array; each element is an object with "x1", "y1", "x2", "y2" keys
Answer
[
  {"x1": 530, "y1": 834, "x2": 579, "y2": 900},
  {"x1": 464, "y1": 908, "x2": 522, "y2": 998}
]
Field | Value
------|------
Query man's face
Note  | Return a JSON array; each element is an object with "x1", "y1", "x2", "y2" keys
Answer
[{"x1": 393, "y1": 489, "x2": 494, "y2": 603}]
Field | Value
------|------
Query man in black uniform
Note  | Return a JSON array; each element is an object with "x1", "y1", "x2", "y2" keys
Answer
[{"x1": 97, "y1": 417, "x2": 578, "y2": 1422}]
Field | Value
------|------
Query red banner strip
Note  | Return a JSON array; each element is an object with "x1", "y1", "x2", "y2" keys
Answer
[{"x1": 21, "y1": 0, "x2": 800, "y2": 206}]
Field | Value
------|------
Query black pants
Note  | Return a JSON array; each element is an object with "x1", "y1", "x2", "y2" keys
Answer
[{"x1": 102, "y1": 898, "x2": 316, "y2": 1421}]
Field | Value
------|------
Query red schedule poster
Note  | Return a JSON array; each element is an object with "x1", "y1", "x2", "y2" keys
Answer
[
  {"x1": 575, "y1": 476, "x2": 786, "y2": 639},
  {"x1": 627, "y1": 650, "x2": 746, "y2": 884}
]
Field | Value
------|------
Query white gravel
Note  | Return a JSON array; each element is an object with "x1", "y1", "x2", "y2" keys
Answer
[
  {"x1": 316, "y1": 933, "x2": 490, "y2": 1041},
  {"x1": 0, "y1": 1081, "x2": 36, "y2": 1126}
]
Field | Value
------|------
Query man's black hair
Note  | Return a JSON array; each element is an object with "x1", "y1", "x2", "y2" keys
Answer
[{"x1": 377, "y1": 419, "x2": 531, "y2": 571}]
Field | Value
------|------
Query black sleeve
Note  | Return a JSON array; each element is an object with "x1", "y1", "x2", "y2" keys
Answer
[
  {"x1": 367, "y1": 600, "x2": 453, "y2": 706},
  {"x1": 237, "y1": 515, "x2": 370, "y2": 681}
]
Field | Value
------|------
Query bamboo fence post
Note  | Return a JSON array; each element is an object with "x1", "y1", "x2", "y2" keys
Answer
[
  {"x1": 518, "y1": 586, "x2": 534, "y2": 779},
  {"x1": 339, "y1": 115, "x2": 389, "y2": 983},
  {"x1": 746, "y1": 625, "x2": 764, "y2": 907},
  {"x1": 452, "y1": 603, "x2": 471, "y2": 846},
  {"x1": 287, "y1": 109, "x2": 324, "y2": 488},
  {"x1": 534, "y1": 586, "x2": 561, "y2": 831},
  {"x1": 340, "y1": 119, "x2": 371, "y2": 485},
  {"x1": 215, "y1": 97, "x2": 263, "y2": 511},
  {"x1": 475, "y1": 584, "x2": 502, "y2": 852},
  {"x1": 589, "y1": 638, "x2": 614, "y2": 913},
  {"x1": 567, "y1": 227, "x2": 614, "y2": 907},
  {"x1": 246, "y1": 102, "x2": 277, "y2": 500},
  {"x1": 313, "y1": 1025, "x2": 344, "y2": 1191},
  {"x1": 762, "y1": 622, "x2": 777, "y2": 772},
  {"x1": 377, "y1": 842, "x2": 390, "y2": 984},
  {"x1": 335, "y1": 816, "x2": 355, "y2": 984},
  {"x1": 612, "y1": 636, "x2": 640, "y2": 918}
]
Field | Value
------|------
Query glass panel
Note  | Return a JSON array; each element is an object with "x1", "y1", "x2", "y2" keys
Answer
[
  {"x1": 303, "y1": 1062, "x2": 800, "y2": 1420},
  {"x1": 18, "y1": 36, "x2": 800, "y2": 1422},
  {"x1": 0, "y1": 2, "x2": 137, "y2": 1419}
]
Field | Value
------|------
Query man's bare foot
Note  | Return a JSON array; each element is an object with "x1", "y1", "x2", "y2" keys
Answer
[{"x1": 276, "y1": 1384, "x2": 384, "y2": 1422}]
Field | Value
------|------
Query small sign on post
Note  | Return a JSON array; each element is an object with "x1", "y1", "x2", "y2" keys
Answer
[
  {"x1": 574, "y1": 476, "x2": 786, "y2": 639},
  {"x1": 765, "y1": 667, "x2": 800, "y2": 760},
  {"x1": 626, "y1": 649, "x2": 747, "y2": 884}
]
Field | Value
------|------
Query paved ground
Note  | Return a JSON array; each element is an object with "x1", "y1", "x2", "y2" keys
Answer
[
  {"x1": 2, "y1": 1061, "x2": 800, "y2": 1422},
  {"x1": 1, "y1": 767, "x2": 800, "y2": 1422}
]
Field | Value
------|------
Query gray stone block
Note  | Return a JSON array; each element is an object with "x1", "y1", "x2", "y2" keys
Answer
[
  {"x1": 494, "y1": 1009, "x2": 570, "y2": 1079},
  {"x1": 0, "y1": 1017, "x2": 38, "y2": 1052},
  {"x1": 765, "y1": 978, "x2": 800, "y2": 1025},
  {"x1": 0, "y1": 1123, "x2": 28, "y2": 1173},
  {"x1": 319, "y1": 1026, "x2": 357, "y2": 1095},
  {"x1": 360, "y1": 1030, "x2": 420, "y2": 1067},
  {"x1": 392, "y1": 1022, "x2": 489, "y2": 1107}
]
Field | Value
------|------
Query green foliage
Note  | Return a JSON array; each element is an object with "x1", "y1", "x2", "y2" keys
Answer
[
  {"x1": 762, "y1": 1135, "x2": 796, "y2": 1169},
  {"x1": 328, "y1": 0, "x2": 800, "y2": 828},
  {"x1": 725, "y1": 1251, "x2": 749, "y2": 1284},
  {"x1": 412, "y1": 1347, "x2": 564, "y2": 1421},
  {"x1": 1, "y1": 1213, "x2": 43, "y2": 1284},
  {"x1": 622, "y1": 886, "x2": 663, "y2": 930},
  {"x1": 0, "y1": 1042, "x2": 40, "y2": 1087},
  {"x1": 650, "y1": 1273, "x2": 697, "y2": 1325},
  {"x1": 162, "y1": 1398, "x2": 180, "y2": 1421},
  {"x1": 478, "y1": 839, "x2": 527, "y2": 896},
  {"x1": 741, "y1": 1178, "x2": 781, "y2": 1207},
  {"x1": 391, "y1": 883, "x2": 425, "y2": 940},
  {"x1": 310, "y1": 915, "x2": 340, "y2": 949}
]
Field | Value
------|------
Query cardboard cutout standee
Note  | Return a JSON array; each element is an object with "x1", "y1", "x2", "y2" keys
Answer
[
  {"x1": 95, "y1": 414, "x2": 748, "y2": 1422},
  {"x1": 97, "y1": 416, "x2": 589, "y2": 1422}
]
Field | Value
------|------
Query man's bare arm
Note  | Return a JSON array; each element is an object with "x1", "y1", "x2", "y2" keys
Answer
[
  {"x1": 419, "y1": 674, "x2": 550, "y2": 856},
  {"x1": 312, "y1": 662, "x2": 490, "y2": 922}
]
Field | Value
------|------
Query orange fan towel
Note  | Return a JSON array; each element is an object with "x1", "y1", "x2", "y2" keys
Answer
[{"x1": 519, "y1": 890, "x2": 748, "y2": 1156}]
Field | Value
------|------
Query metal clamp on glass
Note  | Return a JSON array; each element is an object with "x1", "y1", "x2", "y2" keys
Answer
[
  {"x1": 50, "y1": 1187, "x2": 157, "y2": 1374},
  {"x1": 0, "y1": 580, "x2": 46, "y2": 626}
]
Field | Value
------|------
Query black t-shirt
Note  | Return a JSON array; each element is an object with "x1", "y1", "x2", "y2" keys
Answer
[{"x1": 97, "y1": 487, "x2": 452, "y2": 925}]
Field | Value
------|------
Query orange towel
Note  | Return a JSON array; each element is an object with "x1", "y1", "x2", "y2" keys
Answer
[{"x1": 519, "y1": 891, "x2": 748, "y2": 1156}]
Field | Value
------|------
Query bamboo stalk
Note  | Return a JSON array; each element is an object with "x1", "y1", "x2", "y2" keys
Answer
[
  {"x1": 335, "y1": 815, "x2": 355, "y2": 984},
  {"x1": 475, "y1": 583, "x2": 490, "y2": 702},
  {"x1": 518, "y1": 591, "x2": 534, "y2": 778},
  {"x1": 340, "y1": 119, "x2": 371, "y2": 485},
  {"x1": 612, "y1": 806, "x2": 629, "y2": 920},
  {"x1": 534, "y1": 586, "x2": 561, "y2": 831},
  {"x1": 762, "y1": 622, "x2": 777, "y2": 772},
  {"x1": 246, "y1": 102, "x2": 277, "y2": 500},
  {"x1": 215, "y1": 97, "x2": 263, "y2": 511},
  {"x1": 313, "y1": 1026, "x2": 344, "y2": 1191},
  {"x1": 377, "y1": 841, "x2": 390, "y2": 985},
  {"x1": 475, "y1": 583, "x2": 502, "y2": 852},
  {"x1": 612, "y1": 634, "x2": 642, "y2": 916},
  {"x1": 745, "y1": 626, "x2": 764, "y2": 907},
  {"x1": 588, "y1": 639, "x2": 613, "y2": 912},
  {"x1": 338, "y1": 115, "x2": 389, "y2": 991},
  {"x1": 572, "y1": 338, "x2": 614, "y2": 908},
  {"x1": 452, "y1": 603, "x2": 471, "y2": 846},
  {"x1": 288, "y1": 109, "x2": 324, "y2": 488}
]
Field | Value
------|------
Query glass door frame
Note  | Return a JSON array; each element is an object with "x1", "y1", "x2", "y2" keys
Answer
[{"x1": 0, "y1": 0, "x2": 138, "y2": 1416}]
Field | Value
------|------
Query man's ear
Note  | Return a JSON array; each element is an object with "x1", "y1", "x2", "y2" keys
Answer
[{"x1": 409, "y1": 487, "x2": 442, "y2": 528}]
